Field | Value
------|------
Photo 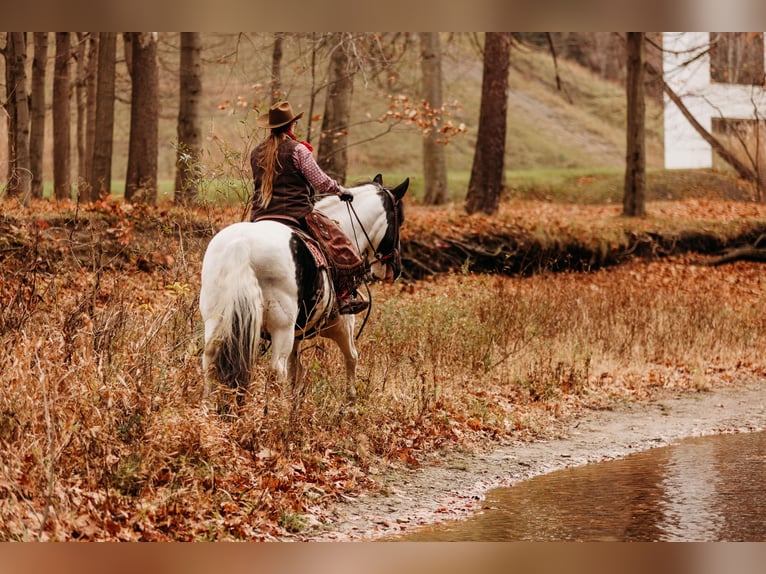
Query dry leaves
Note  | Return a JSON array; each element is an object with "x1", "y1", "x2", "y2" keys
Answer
[{"x1": 1, "y1": 197, "x2": 765, "y2": 540}]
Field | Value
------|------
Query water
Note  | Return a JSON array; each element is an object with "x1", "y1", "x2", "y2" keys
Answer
[{"x1": 401, "y1": 431, "x2": 766, "y2": 541}]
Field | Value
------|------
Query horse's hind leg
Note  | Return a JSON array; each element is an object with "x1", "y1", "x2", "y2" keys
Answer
[
  {"x1": 201, "y1": 318, "x2": 220, "y2": 403},
  {"x1": 268, "y1": 326, "x2": 294, "y2": 383}
]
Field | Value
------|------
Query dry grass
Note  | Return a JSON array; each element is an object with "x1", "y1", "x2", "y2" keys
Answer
[{"x1": 1, "y1": 200, "x2": 765, "y2": 540}]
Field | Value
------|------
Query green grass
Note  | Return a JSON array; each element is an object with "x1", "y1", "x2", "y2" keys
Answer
[{"x1": 35, "y1": 165, "x2": 754, "y2": 209}]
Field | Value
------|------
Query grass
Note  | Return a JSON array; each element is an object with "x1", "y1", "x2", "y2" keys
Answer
[{"x1": 36, "y1": 164, "x2": 756, "y2": 209}]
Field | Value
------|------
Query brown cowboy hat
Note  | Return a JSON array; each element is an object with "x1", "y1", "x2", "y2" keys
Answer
[{"x1": 257, "y1": 101, "x2": 304, "y2": 129}]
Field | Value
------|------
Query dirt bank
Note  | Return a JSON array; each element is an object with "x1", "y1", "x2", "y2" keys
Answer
[{"x1": 306, "y1": 381, "x2": 766, "y2": 541}]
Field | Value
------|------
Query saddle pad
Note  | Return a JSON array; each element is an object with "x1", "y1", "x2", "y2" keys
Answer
[{"x1": 299, "y1": 232, "x2": 329, "y2": 270}]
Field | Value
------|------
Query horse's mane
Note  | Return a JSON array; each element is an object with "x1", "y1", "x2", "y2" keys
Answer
[{"x1": 347, "y1": 179, "x2": 380, "y2": 190}]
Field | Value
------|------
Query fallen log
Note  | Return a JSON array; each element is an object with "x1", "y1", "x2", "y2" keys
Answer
[{"x1": 700, "y1": 234, "x2": 766, "y2": 266}]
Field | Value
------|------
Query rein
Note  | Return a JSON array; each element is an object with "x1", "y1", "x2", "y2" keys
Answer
[
  {"x1": 344, "y1": 189, "x2": 400, "y2": 340},
  {"x1": 345, "y1": 188, "x2": 400, "y2": 269},
  {"x1": 314, "y1": 188, "x2": 400, "y2": 340}
]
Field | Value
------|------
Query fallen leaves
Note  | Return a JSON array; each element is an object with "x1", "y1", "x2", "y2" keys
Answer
[{"x1": 1, "y1": 197, "x2": 765, "y2": 541}]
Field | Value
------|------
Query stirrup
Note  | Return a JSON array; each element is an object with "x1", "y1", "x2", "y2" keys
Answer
[{"x1": 338, "y1": 292, "x2": 369, "y2": 315}]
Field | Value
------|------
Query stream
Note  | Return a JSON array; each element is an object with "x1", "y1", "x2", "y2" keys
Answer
[{"x1": 398, "y1": 431, "x2": 765, "y2": 541}]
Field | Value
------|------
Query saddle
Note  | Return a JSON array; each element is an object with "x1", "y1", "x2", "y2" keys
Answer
[{"x1": 253, "y1": 212, "x2": 366, "y2": 297}]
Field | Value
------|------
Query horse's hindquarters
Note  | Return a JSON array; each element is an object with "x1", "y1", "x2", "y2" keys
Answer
[{"x1": 200, "y1": 222, "x2": 297, "y2": 400}]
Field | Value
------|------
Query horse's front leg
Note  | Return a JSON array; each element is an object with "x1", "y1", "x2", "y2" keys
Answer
[
  {"x1": 322, "y1": 316, "x2": 358, "y2": 402},
  {"x1": 287, "y1": 340, "x2": 306, "y2": 399}
]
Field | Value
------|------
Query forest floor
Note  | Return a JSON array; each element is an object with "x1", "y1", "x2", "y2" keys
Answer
[{"x1": 1, "y1": 187, "x2": 765, "y2": 541}]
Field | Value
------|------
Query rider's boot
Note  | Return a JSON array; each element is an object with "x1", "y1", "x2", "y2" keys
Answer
[{"x1": 337, "y1": 289, "x2": 369, "y2": 315}]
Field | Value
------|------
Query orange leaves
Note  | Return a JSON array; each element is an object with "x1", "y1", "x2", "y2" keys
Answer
[
  {"x1": 3, "y1": 196, "x2": 766, "y2": 542},
  {"x1": 394, "y1": 447, "x2": 420, "y2": 468},
  {"x1": 379, "y1": 94, "x2": 467, "y2": 144}
]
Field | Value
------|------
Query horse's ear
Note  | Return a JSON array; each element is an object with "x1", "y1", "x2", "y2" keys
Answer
[
  {"x1": 391, "y1": 178, "x2": 409, "y2": 200},
  {"x1": 373, "y1": 173, "x2": 383, "y2": 185}
]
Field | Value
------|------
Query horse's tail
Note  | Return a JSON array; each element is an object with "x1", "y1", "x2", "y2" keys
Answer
[{"x1": 201, "y1": 238, "x2": 263, "y2": 402}]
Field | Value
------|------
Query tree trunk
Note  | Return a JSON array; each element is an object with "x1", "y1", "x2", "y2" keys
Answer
[
  {"x1": 4, "y1": 34, "x2": 11, "y2": 190},
  {"x1": 125, "y1": 32, "x2": 159, "y2": 204},
  {"x1": 84, "y1": 33, "x2": 99, "y2": 194},
  {"x1": 317, "y1": 33, "x2": 353, "y2": 185},
  {"x1": 174, "y1": 32, "x2": 202, "y2": 205},
  {"x1": 53, "y1": 32, "x2": 72, "y2": 201},
  {"x1": 90, "y1": 32, "x2": 116, "y2": 201},
  {"x1": 30, "y1": 32, "x2": 48, "y2": 200},
  {"x1": 465, "y1": 32, "x2": 511, "y2": 215},
  {"x1": 623, "y1": 32, "x2": 646, "y2": 217},
  {"x1": 306, "y1": 32, "x2": 320, "y2": 145},
  {"x1": 270, "y1": 32, "x2": 284, "y2": 104},
  {"x1": 420, "y1": 32, "x2": 448, "y2": 205},
  {"x1": 6, "y1": 33, "x2": 32, "y2": 205},
  {"x1": 74, "y1": 33, "x2": 87, "y2": 196}
]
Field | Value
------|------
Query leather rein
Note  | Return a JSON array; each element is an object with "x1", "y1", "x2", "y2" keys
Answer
[{"x1": 344, "y1": 188, "x2": 402, "y2": 339}]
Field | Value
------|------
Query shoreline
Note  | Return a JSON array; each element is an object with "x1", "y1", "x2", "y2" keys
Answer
[{"x1": 304, "y1": 381, "x2": 766, "y2": 541}]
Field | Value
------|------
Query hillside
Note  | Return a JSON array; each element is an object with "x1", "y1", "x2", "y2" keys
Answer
[{"x1": 198, "y1": 35, "x2": 664, "y2": 186}]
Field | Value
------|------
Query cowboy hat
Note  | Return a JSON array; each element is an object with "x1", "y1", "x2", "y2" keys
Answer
[{"x1": 257, "y1": 101, "x2": 304, "y2": 129}]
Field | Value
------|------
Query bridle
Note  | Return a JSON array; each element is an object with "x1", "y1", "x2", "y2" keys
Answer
[{"x1": 345, "y1": 187, "x2": 401, "y2": 277}]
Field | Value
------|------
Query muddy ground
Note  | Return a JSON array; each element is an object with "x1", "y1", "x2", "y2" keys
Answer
[{"x1": 305, "y1": 379, "x2": 766, "y2": 541}]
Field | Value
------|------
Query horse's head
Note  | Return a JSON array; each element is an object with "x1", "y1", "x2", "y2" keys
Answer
[
  {"x1": 316, "y1": 174, "x2": 409, "y2": 283},
  {"x1": 368, "y1": 173, "x2": 408, "y2": 283}
]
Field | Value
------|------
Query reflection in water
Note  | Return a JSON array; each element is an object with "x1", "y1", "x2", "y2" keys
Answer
[{"x1": 401, "y1": 431, "x2": 765, "y2": 541}]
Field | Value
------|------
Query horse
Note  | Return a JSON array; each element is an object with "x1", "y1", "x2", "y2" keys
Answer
[{"x1": 199, "y1": 174, "x2": 409, "y2": 410}]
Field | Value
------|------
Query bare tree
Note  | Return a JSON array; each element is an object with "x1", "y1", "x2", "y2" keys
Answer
[
  {"x1": 270, "y1": 32, "x2": 284, "y2": 104},
  {"x1": 83, "y1": 33, "x2": 99, "y2": 193},
  {"x1": 73, "y1": 33, "x2": 99, "y2": 197},
  {"x1": 174, "y1": 32, "x2": 202, "y2": 205},
  {"x1": 420, "y1": 32, "x2": 448, "y2": 205},
  {"x1": 5, "y1": 33, "x2": 32, "y2": 205},
  {"x1": 465, "y1": 32, "x2": 512, "y2": 215},
  {"x1": 125, "y1": 32, "x2": 159, "y2": 204},
  {"x1": 317, "y1": 33, "x2": 354, "y2": 184},
  {"x1": 623, "y1": 32, "x2": 646, "y2": 217},
  {"x1": 89, "y1": 32, "x2": 117, "y2": 201},
  {"x1": 30, "y1": 32, "x2": 48, "y2": 200},
  {"x1": 53, "y1": 32, "x2": 72, "y2": 201},
  {"x1": 645, "y1": 59, "x2": 761, "y2": 186}
]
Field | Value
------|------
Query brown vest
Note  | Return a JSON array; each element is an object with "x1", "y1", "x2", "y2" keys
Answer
[
  {"x1": 248, "y1": 137, "x2": 366, "y2": 295},
  {"x1": 249, "y1": 138, "x2": 313, "y2": 221}
]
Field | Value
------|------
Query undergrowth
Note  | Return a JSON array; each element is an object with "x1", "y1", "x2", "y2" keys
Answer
[{"x1": 0, "y1": 200, "x2": 765, "y2": 540}]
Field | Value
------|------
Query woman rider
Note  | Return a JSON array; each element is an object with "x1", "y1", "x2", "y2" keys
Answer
[{"x1": 249, "y1": 100, "x2": 368, "y2": 315}]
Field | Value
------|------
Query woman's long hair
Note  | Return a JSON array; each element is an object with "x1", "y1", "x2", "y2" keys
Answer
[{"x1": 256, "y1": 123, "x2": 292, "y2": 208}]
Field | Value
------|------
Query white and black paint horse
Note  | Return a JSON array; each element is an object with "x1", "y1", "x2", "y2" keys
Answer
[{"x1": 200, "y1": 174, "x2": 408, "y2": 407}]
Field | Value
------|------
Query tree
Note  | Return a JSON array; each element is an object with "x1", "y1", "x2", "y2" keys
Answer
[
  {"x1": 5, "y1": 32, "x2": 32, "y2": 205},
  {"x1": 465, "y1": 32, "x2": 512, "y2": 215},
  {"x1": 53, "y1": 32, "x2": 72, "y2": 201},
  {"x1": 623, "y1": 32, "x2": 646, "y2": 217},
  {"x1": 317, "y1": 33, "x2": 354, "y2": 184},
  {"x1": 89, "y1": 32, "x2": 117, "y2": 201},
  {"x1": 74, "y1": 32, "x2": 98, "y2": 198},
  {"x1": 30, "y1": 32, "x2": 48, "y2": 200},
  {"x1": 419, "y1": 32, "x2": 448, "y2": 205},
  {"x1": 125, "y1": 32, "x2": 159, "y2": 204},
  {"x1": 174, "y1": 32, "x2": 202, "y2": 205},
  {"x1": 270, "y1": 32, "x2": 284, "y2": 104}
]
